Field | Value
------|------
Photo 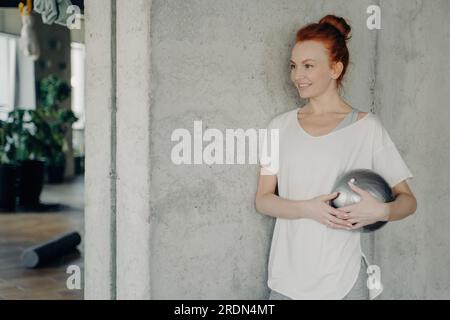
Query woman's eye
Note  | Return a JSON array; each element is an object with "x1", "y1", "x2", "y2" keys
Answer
[
  {"x1": 289, "y1": 64, "x2": 295, "y2": 69},
  {"x1": 304, "y1": 64, "x2": 313, "y2": 69}
]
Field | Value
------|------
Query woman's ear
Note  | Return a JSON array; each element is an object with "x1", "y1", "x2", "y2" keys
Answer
[{"x1": 331, "y1": 61, "x2": 344, "y2": 80}]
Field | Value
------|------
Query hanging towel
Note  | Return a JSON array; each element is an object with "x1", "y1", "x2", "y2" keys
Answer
[
  {"x1": 20, "y1": 14, "x2": 40, "y2": 60},
  {"x1": 34, "y1": 0, "x2": 58, "y2": 24},
  {"x1": 34, "y1": 0, "x2": 73, "y2": 26}
]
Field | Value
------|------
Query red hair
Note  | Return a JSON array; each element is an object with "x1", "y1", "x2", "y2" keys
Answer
[{"x1": 295, "y1": 15, "x2": 352, "y2": 90}]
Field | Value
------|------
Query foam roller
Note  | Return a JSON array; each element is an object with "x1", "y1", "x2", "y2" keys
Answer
[{"x1": 21, "y1": 231, "x2": 81, "y2": 268}]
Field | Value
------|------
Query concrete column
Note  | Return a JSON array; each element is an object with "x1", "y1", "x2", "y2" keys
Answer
[
  {"x1": 84, "y1": 0, "x2": 116, "y2": 299},
  {"x1": 115, "y1": 0, "x2": 152, "y2": 299},
  {"x1": 85, "y1": 0, "x2": 152, "y2": 300}
]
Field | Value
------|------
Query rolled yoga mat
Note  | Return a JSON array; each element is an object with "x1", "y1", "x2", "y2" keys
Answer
[{"x1": 21, "y1": 231, "x2": 82, "y2": 268}]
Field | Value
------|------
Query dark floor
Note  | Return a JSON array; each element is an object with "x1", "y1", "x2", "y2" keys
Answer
[{"x1": 0, "y1": 175, "x2": 84, "y2": 300}]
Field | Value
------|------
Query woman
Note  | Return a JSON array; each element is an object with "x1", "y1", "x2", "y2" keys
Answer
[{"x1": 255, "y1": 15, "x2": 417, "y2": 300}]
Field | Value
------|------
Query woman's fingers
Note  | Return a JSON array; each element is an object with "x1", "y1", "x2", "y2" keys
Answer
[
  {"x1": 350, "y1": 222, "x2": 365, "y2": 230},
  {"x1": 329, "y1": 207, "x2": 349, "y2": 220},
  {"x1": 320, "y1": 191, "x2": 339, "y2": 201},
  {"x1": 323, "y1": 201, "x2": 350, "y2": 218},
  {"x1": 347, "y1": 182, "x2": 369, "y2": 198},
  {"x1": 325, "y1": 220, "x2": 345, "y2": 230},
  {"x1": 327, "y1": 214, "x2": 352, "y2": 229}
]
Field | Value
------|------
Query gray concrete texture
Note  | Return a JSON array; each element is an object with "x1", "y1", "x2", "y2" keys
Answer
[
  {"x1": 374, "y1": 0, "x2": 450, "y2": 299},
  {"x1": 85, "y1": 0, "x2": 450, "y2": 299},
  {"x1": 84, "y1": 0, "x2": 116, "y2": 299}
]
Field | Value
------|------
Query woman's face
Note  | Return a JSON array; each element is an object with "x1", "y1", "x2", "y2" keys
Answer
[{"x1": 289, "y1": 40, "x2": 342, "y2": 98}]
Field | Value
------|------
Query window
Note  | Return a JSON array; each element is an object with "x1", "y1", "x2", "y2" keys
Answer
[
  {"x1": 0, "y1": 32, "x2": 36, "y2": 120},
  {"x1": 0, "y1": 33, "x2": 17, "y2": 120},
  {"x1": 71, "y1": 42, "x2": 85, "y2": 157},
  {"x1": 71, "y1": 42, "x2": 85, "y2": 130}
]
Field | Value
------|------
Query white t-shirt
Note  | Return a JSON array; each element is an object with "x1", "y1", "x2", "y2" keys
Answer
[{"x1": 259, "y1": 107, "x2": 414, "y2": 299}]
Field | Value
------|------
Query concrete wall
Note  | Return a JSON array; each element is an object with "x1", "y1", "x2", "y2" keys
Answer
[
  {"x1": 85, "y1": 0, "x2": 449, "y2": 299},
  {"x1": 374, "y1": 0, "x2": 450, "y2": 299},
  {"x1": 85, "y1": 0, "x2": 152, "y2": 299},
  {"x1": 148, "y1": 0, "x2": 378, "y2": 299},
  {"x1": 84, "y1": 0, "x2": 116, "y2": 299}
]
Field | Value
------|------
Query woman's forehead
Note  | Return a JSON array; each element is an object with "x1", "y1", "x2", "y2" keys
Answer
[{"x1": 291, "y1": 41, "x2": 328, "y2": 61}]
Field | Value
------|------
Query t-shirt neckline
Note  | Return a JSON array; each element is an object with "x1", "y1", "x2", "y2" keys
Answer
[{"x1": 294, "y1": 107, "x2": 372, "y2": 139}]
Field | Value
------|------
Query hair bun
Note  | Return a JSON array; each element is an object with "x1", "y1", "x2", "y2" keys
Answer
[{"x1": 319, "y1": 15, "x2": 351, "y2": 40}]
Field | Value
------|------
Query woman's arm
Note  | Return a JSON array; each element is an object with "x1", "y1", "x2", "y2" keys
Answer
[
  {"x1": 382, "y1": 180, "x2": 417, "y2": 222},
  {"x1": 255, "y1": 174, "x2": 305, "y2": 219},
  {"x1": 256, "y1": 172, "x2": 355, "y2": 229}
]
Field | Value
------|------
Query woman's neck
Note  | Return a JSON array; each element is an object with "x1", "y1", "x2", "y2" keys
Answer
[{"x1": 304, "y1": 91, "x2": 352, "y2": 115}]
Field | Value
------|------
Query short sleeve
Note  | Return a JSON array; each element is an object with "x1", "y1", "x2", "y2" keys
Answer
[
  {"x1": 258, "y1": 116, "x2": 280, "y2": 176},
  {"x1": 372, "y1": 117, "x2": 414, "y2": 188}
]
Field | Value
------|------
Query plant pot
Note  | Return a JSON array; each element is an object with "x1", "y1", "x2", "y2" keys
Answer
[
  {"x1": 47, "y1": 164, "x2": 65, "y2": 184},
  {"x1": 0, "y1": 164, "x2": 17, "y2": 212},
  {"x1": 74, "y1": 155, "x2": 84, "y2": 175},
  {"x1": 17, "y1": 159, "x2": 46, "y2": 206}
]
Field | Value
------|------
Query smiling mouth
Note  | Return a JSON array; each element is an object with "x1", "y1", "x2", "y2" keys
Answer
[{"x1": 298, "y1": 84, "x2": 311, "y2": 88}]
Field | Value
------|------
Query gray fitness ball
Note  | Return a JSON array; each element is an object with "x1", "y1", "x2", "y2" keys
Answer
[{"x1": 330, "y1": 169, "x2": 394, "y2": 232}]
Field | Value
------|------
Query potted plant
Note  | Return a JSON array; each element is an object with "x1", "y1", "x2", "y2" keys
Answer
[
  {"x1": 0, "y1": 75, "x2": 78, "y2": 210},
  {"x1": 36, "y1": 75, "x2": 77, "y2": 183},
  {"x1": 6, "y1": 109, "x2": 47, "y2": 208},
  {"x1": 0, "y1": 119, "x2": 18, "y2": 212}
]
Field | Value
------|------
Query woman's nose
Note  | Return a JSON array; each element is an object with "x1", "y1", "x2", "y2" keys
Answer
[
  {"x1": 293, "y1": 69, "x2": 306, "y2": 81},
  {"x1": 294, "y1": 74, "x2": 307, "y2": 83}
]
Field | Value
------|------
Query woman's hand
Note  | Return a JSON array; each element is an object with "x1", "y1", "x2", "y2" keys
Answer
[
  {"x1": 337, "y1": 182, "x2": 390, "y2": 230},
  {"x1": 303, "y1": 192, "x2": 354, "y2": 230}
]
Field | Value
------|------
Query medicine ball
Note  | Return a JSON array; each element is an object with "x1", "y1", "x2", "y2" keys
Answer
[{"x1": 330, "y1": 169, "x2": 394, "y2": 232}]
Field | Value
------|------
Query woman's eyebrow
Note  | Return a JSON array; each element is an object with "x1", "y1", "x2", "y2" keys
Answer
[{"x1": 290, "y1": 59, "x2": 315, "y2": 64}]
